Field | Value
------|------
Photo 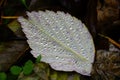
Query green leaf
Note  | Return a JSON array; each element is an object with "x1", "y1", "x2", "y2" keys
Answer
[
  {"x1": 23, "y1": 60, "x2": 34, "y2": 75},
  {"x1": 21, "y1": 0, "x2": 28, "y2": 9},
  {"x1": 0, "y1": 72, "x2": 7, "y2": 80},
  {"x1": 36, "y1": 55, "x2": 41, "y2": 63},
  {"x1": 10, "y1": 66, "x2": 22, "y2": 75}
]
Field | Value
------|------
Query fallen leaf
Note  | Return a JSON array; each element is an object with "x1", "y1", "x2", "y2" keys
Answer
[{"x1": 18, "y1": 10, "x2": 95, "y2": 76}]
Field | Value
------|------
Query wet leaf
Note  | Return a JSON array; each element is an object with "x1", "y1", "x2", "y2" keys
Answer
[{"x1": 18, "y1": 10, "x2": 95, "y2": 76}]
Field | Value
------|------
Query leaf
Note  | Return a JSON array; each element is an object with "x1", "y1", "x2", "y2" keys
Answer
[
  {"x1": 10, "y1": 66, "x2": 22, "y2": 75},
  {"x1": 23, "y1": 60, "x2": 34, "y2": 75},
  {"x1": 21, "y1": 0, "x2": 28, "y2": 9},
  {"x1": 35, "y1": 55, "x2": 41, "y2": 63},
  {"x1": 0, "y1": 72, "x2": 7, "y2": 80},
  {"x1": 18, "y1": 10, "x2": 95, "y2": 76}
]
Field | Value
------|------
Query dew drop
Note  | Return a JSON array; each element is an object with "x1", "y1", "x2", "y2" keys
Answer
[
  {"x1": 41, "y1": 37, "x2": 44, "y2": 40},
  {"x1": 56, "y1": 20, "x2": 58, "y2": 23},
  {"x1": 66, "y1": 38, "x2": 69, "y2": 41},
  {"x1": 45, "y1": 17, "x2": 48, "y2": 20},
  {"x1": 40, "y1": 43, "x2": 43, "y2": 45},
  {"x1": 75, "y1": 61, "x2": 78, "y2": 64},
  {"x1": 67, "y1": 43, "x2": 70, "y2": 46},
  {"x1": 56, "y1": 56, "x2": 59, "y2": 59},
  {"x1": 54, "y1": 49, "x2": 57, "y2": 51},
  {"x1": 44, "y1": 43, "x2": 48, "y2": 46},
  {"x1": 53, "y1": 28, "x2": 55, "y2": 31},
  {"x1": 56, "y1": 31, "x2": 59, "y2": 34},
  {"x1": 70, "y1": 27, "x2": 73, "y2": 30},
  {"x1": 60, "y1": 27, "x2": 63, "y2": 30},
  {"x1": 61, "y1": 58, "x2": 64, "y2": 61},
  {"x1": 81, "y1": 48, "x2": 84, "y2": 51}
]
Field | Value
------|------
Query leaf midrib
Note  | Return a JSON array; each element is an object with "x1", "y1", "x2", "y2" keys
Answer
[{"x1": 28, "y1": 19, "x2": 87, "y2": 61}]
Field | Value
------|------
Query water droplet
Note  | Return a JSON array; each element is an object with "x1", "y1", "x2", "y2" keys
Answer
[
  {"x1": 44, "y1": 43, "x2": 48, "y2": 46},
  {"x1": 70, "y1": 27, "x2": 73, "y2": 30},
  {"x1": 81, "y1": 48, "x2": 84, "y2": 51},
  {"x1": 54, "y1": 48, "x2": 57, "y2": 51},
  {"x1": 41, "y1": 37, "x2": 44, "y2": 40},
  {"x1": 56, "y1": 56, "x2": 59, "y2": 59},
  {"x1": 66, "y1": 38, "x2": 69, "y2": 41},
  {"x1": 75, "y1": 61, "x2": 78, "y2": 64},
  {"x1": 40, "y1": 43, "x2": 43, "y2": 45},
  {"x1": 53, "y1": 28, "x2": 55, "y2": 31},
  {"x1": 56, "y1": 21, "x2": 58, "y2": 23},
  {"x1": 67, "y1": 43, "x2": 70, "y2": 46},
  {"x1": 52, "y1": 16, "x2": 55, "y2": 19},
  {"x1": 45, "y1": 17, "x2": 48, "y2": 20},
  {"x1": 61, "y1": 58, "x2": 64, "y2": 61},
  {"x1": 60, "y1": 27, "x2": 63, "y2": 30},
  {"x1": 56, "y1": 31, "x2": 59, "y2": 34}
]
